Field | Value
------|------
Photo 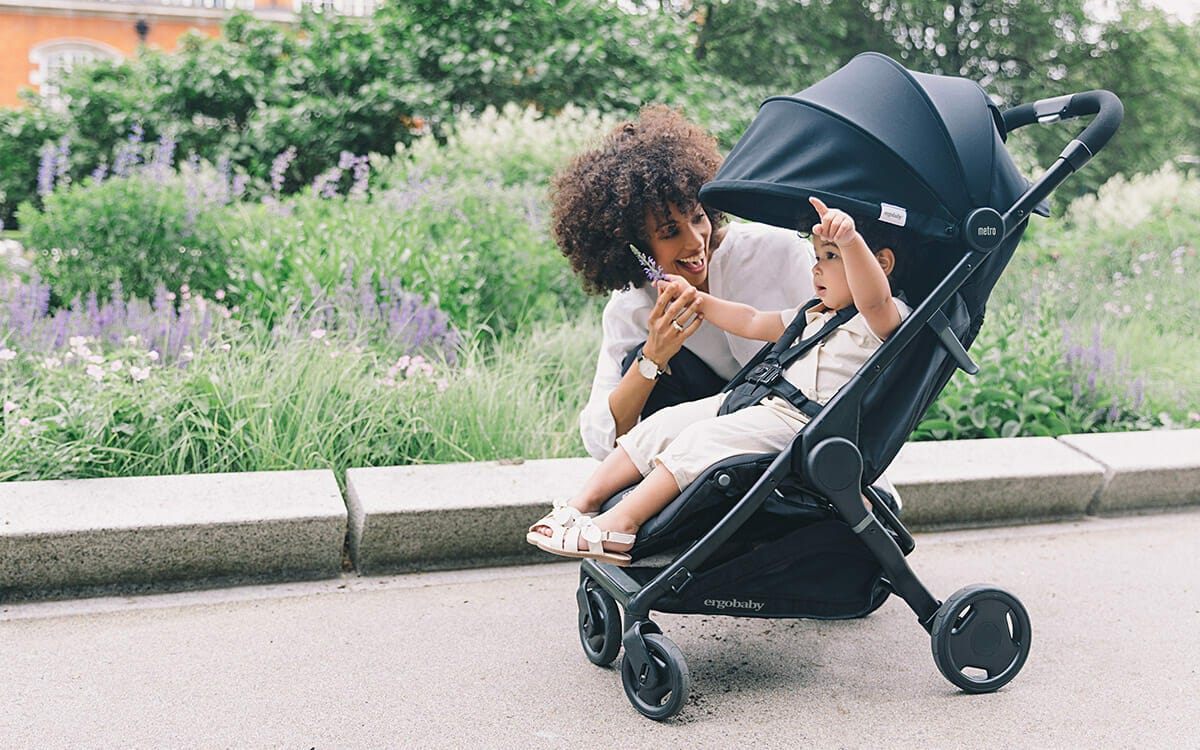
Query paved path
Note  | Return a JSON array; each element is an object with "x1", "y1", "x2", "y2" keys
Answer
[{"x1": 3, "y1": 510, "x2": 1199, "y2": 748}]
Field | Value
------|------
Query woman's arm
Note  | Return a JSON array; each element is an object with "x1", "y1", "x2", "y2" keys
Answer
[
  {"x1": 658, "y1": 275, "x2": 786, "y2": 343},
  {"x1": 579, "y1": 284, "x2": 703, "y2": 458}
]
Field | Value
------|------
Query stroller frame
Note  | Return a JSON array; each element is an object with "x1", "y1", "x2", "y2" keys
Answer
[{"x1": 573, "y1": 68, "x2": 1123, "y2": 720}]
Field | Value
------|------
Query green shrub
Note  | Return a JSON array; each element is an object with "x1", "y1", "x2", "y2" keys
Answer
[
  {"x1": 220, "y1": 168, "x2": 591, "y2": 333},
  {"x1": 915, "y1": 300, "x2": 1174, "y2": 442},
  {"x1": 21, "y1": 167, "x2": 235, "y2": 304},
  {"x1": 0, "y1": 104, "x2": 68, "y2": 229}
]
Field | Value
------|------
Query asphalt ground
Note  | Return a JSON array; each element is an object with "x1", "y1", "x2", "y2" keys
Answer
[{"x1": 2, "y1": 509, "x2": 1198, "y2": 749}]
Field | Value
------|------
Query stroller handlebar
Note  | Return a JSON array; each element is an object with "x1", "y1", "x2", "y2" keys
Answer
[{"x1": 1001, "y1": 90, "x2": 1124, "y2": 162}]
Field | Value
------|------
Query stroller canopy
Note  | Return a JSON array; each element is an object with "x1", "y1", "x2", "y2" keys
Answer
[{"x1": 700, "y1": 52, "x2": 1041, "y2": 244}]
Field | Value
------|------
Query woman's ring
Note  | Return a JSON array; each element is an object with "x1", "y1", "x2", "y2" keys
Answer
[{"x1": 671, "y1": 320, "x2": 685, "y2": 333}]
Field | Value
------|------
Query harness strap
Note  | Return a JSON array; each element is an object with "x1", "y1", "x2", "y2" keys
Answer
[{"x1": 718, "y1": 300, "x2": 858, "y2": 418}]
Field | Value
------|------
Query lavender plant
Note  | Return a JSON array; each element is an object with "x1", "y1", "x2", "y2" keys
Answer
[
  {"x1": 20, "y1": 127, "x2": 245, "y2": 304},
  {"x1": 630, "y1": 245, "x2": 667, "y2": 283},
  {"x1": 280, "y1": 267, "x2": 460, "y2": 363}
]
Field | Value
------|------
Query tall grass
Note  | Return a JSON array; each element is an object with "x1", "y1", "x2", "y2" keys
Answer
[{"x1": 1, "y1": 306, "x2": 600, "y2": 484}]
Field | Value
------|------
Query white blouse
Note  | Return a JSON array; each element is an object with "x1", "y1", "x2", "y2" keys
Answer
[{"x1": 579, "y1": 222, "x2": 816, "y2": 460}]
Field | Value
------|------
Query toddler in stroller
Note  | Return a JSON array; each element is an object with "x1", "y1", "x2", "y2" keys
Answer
[
  {"x1": 528, "y1": 197, "x2": 912, "y2": 565},
  {"x1": 529, "y1": 53, "x2": 1122, "y2": 720}
]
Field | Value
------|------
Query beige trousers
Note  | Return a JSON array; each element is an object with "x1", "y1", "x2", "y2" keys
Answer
[{"x1": 616, "y1": 392, "x2": 809, "y2": 491}]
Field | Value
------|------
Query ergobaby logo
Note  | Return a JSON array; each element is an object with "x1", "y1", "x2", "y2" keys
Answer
[
  {"x1": 879, "y1": 202, "x2": 908, "y2": 227},
  {"x1": 704, "y1": 597, "x2": 765, "y2": 612}
]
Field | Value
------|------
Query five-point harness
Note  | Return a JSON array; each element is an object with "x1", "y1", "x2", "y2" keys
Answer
[{"x1": 718, "y1": 298, "x2": 858, "y2": 418}]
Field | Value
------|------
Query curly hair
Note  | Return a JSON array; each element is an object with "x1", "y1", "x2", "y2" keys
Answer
[{"x1": 550, "y1": 105, "x2": 727, "y2": 295}]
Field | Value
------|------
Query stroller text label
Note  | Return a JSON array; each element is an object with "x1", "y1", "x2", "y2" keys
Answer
[{"x1": 704, "y1": 597, "x2": 766, "y2": 612}]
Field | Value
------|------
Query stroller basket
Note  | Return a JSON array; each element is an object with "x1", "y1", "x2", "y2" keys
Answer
[{"x1": 570, "y1": 53, "x2": 1122, "y2": 720}]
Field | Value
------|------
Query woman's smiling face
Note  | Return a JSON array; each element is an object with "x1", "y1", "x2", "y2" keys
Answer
[{"x1": 644, "y1": 202, "x2": 713, "y2": 291}]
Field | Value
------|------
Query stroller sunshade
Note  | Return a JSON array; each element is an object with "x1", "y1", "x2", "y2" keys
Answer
[{"x1": 700, "y1": 52, "x2": 1047, "y2": 245}]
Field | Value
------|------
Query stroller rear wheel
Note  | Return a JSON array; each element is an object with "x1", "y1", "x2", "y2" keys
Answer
[
  {"x1": 621, "y1": 633, "x2": 690, "y2": 720},
  {"x1": 577, "y1": 578, "x2": 622, "y2": 666},
  {"x1": 931, "y1": 584, "x2": 1031, "y2": 693}
]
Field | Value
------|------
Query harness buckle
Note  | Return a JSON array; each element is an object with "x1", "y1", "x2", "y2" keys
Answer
[{"x1": 746, "y1": 361, "x2": 784, "y2": 386}]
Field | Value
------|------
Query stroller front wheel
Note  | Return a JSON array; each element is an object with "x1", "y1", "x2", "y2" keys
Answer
[
  {"x1": 931, "y1": 584, "x2": 1031, "y2": 693},
  {"x1": 577, "y1": 578, "x2": 622, "y2": 666},
  {"x1": 621, "y1": 633, "x2": 690, "y2": 720}
]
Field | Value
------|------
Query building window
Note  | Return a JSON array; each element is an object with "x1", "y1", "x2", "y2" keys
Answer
[
  {"x1": 294, "y1": 0, "x2": 377, "y2": 16},
  {"x1": 29, "y1": 40, "x2": 122, "y2": 111}
]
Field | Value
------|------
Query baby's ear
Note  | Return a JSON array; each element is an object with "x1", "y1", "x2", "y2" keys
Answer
[{"x1": 875, "y1": 247, "x2": 896, "y2": 276}]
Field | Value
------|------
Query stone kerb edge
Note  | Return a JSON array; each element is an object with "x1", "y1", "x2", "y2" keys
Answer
[
  {"x1": 1058, "y1": 429, "x2": 1200, "y2": 513},
  {"x1": 0, "y1": 469, "x2": 347, "y2": 599},
  {"x1": 4, "y1": 431, "x2": 1197, "y2": 600},
  {"x1": 344, "y1": 458, "x2": 599, "y2": 574}
]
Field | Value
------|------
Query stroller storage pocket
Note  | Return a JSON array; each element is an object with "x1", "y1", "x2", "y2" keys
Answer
[{"x1": 646, "y1": 519, "x2": 891, "y2": 619}]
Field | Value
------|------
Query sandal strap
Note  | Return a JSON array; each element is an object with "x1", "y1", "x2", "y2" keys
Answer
[{"x1": 577, "y1": 518, "x2": 637, "y2": 548}]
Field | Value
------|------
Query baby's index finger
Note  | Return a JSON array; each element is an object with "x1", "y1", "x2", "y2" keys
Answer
[{"x1": 809, "y1": 196, "x2": 828, "y2": 216}]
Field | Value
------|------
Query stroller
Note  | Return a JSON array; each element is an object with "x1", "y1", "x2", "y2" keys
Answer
[{"x1": 569, "y1": 53, "x2": 1123, "y2": 720}]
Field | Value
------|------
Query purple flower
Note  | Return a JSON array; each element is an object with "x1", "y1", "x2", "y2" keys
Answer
[
  {"x1": 278, "y1": 269, "x2": 459, "y2": 364},
  {"x1": 349, "y1": 155, "x2": 370, "y2": 199},
  {"x1": 311, "y1": 167, "x2": 343, "y2": 199},
  {"x1": 630, "y1": 245, "x2": 667, "y2": 283},
  {"x1": 112, "y1": 123, "x2": 145, "y2": 177},
  {"x1": 269, "y1": 147, "x2": 297, "y2": 195},
  {"x1": 0, "y1": 275, "x2": 225, "y2": 369},
  {"x1": 37, "y1": 142, "x2": 57, "y2": 197},
  {"x1": 53, "y1": 137, "x2": 72, "y2": 189}
]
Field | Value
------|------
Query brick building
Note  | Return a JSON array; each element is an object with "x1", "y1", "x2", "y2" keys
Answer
[{"x1": 0, "y1": 0, "x2": 375, "y2": 110}]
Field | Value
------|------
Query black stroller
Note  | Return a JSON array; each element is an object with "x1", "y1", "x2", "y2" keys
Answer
[{"x1": 570, "y1": 53, "x2": 1123, "y2": 720}]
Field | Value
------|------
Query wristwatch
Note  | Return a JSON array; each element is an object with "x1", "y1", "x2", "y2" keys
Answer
[{"x1": 636, "y1": 351, "x2": 667, "y2": 381}]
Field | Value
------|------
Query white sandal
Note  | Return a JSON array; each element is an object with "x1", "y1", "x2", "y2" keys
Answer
[
  {"x1": 525, "y1": 500, "x2": 596, "y2": 546},
  {"x1": 534, "y1": 517, "x2": 636, "y2": 566}
]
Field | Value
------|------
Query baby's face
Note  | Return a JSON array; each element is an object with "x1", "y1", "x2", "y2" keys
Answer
[{"x1": 811, "y1": 237, "x2": 854, "y2": 310}]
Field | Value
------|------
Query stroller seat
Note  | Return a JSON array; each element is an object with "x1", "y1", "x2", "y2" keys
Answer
[{"x1": 566, "y1": 52, "x2": 1123, "y2": 720}]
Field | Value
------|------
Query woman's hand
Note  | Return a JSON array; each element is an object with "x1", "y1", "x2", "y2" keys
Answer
[{"x1": 644, "y1": 275, "x2": 702, "y2": 364}]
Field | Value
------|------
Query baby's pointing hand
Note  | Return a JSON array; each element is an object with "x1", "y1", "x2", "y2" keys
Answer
[{"x1": 809, "y1": 196, "x2": 858, "y2": 249}]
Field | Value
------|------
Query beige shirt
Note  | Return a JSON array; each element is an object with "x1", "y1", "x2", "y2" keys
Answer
[{"x1": 773, "y1": 297, "x2": 913, "y2": 407}]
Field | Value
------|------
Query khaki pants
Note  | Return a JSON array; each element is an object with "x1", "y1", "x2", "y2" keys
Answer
[{"x1": 616, "y1": 392, "x2": 809, "y2": 491}]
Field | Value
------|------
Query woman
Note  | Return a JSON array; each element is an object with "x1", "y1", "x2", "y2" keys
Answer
[{"x1": 551, "y1": 105, "x2": 815, "y2": 460}]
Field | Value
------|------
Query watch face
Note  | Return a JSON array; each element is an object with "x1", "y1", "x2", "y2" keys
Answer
[{"x1": 637, "y1": 354, "x2": 660, "y2": 380}]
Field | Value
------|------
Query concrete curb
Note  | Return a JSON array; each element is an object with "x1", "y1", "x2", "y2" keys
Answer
[
  {"x1": 1, "y1": 430, "x2": 1197, "y2": 600},
  {"x1": 1, "y1": 470, "x2": 346, "y2": 600}
]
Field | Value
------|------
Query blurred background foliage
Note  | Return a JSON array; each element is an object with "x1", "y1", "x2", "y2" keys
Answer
[{"x1": 2, "y1": 0, "x2": 1198, "y2": 229}]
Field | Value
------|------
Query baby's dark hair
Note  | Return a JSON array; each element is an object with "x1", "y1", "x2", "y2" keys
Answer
[
  {"x1": 550, "y1": 105, "x2": 726, "y2": 295},
  {"x1": 804, "y1": 211, "x2": 935, "y2": 303}
]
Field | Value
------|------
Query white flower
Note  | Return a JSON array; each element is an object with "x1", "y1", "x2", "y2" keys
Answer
[
  {"x1": 0, "y1": 348, "x2": 16, "y2": 361},
  {"x1": 310, "y1": 329, "x2": 327, "y2": 340},
  {"x1": 126, "y1": 335, "x2": 140, "y2": 346},
  {"x1": 179, "y1": 347, "x2": 194, "y2": 362},
  {"x1": 85, "y1": 364, "x2": 106, "y2": 381},
  {"x1": 86, "y1": 354, "x2": 105, "y2": 365},
  {"x1": 68, "y1": 336, "x2": 87, "y2": 348},
  {"x1": 147, "y1": 350, "x2": 160, "y2": 361},
  {"x1": 3, "y1": 400, "x2": 17, "y2": 414},
  {"x1": 42, "y1": 356, "x2": 61, "y2": 370},
  {"x1": 17, "y1": 417, "x2": 32, "y2": 427},
  {"x1": 110, "y1": 360, "x2": 124, "y2": 371},
  {"x1": 129, "y1": 365, "x2": 151, "y2": 382}
]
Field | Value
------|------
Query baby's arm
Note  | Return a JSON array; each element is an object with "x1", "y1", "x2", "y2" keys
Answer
[
  {"x1": 810, "y1": 197, "x2": 901, "y2": 340},
  {"x1": 656, "y1": 276, "x2": 786, "y2": 342}
]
